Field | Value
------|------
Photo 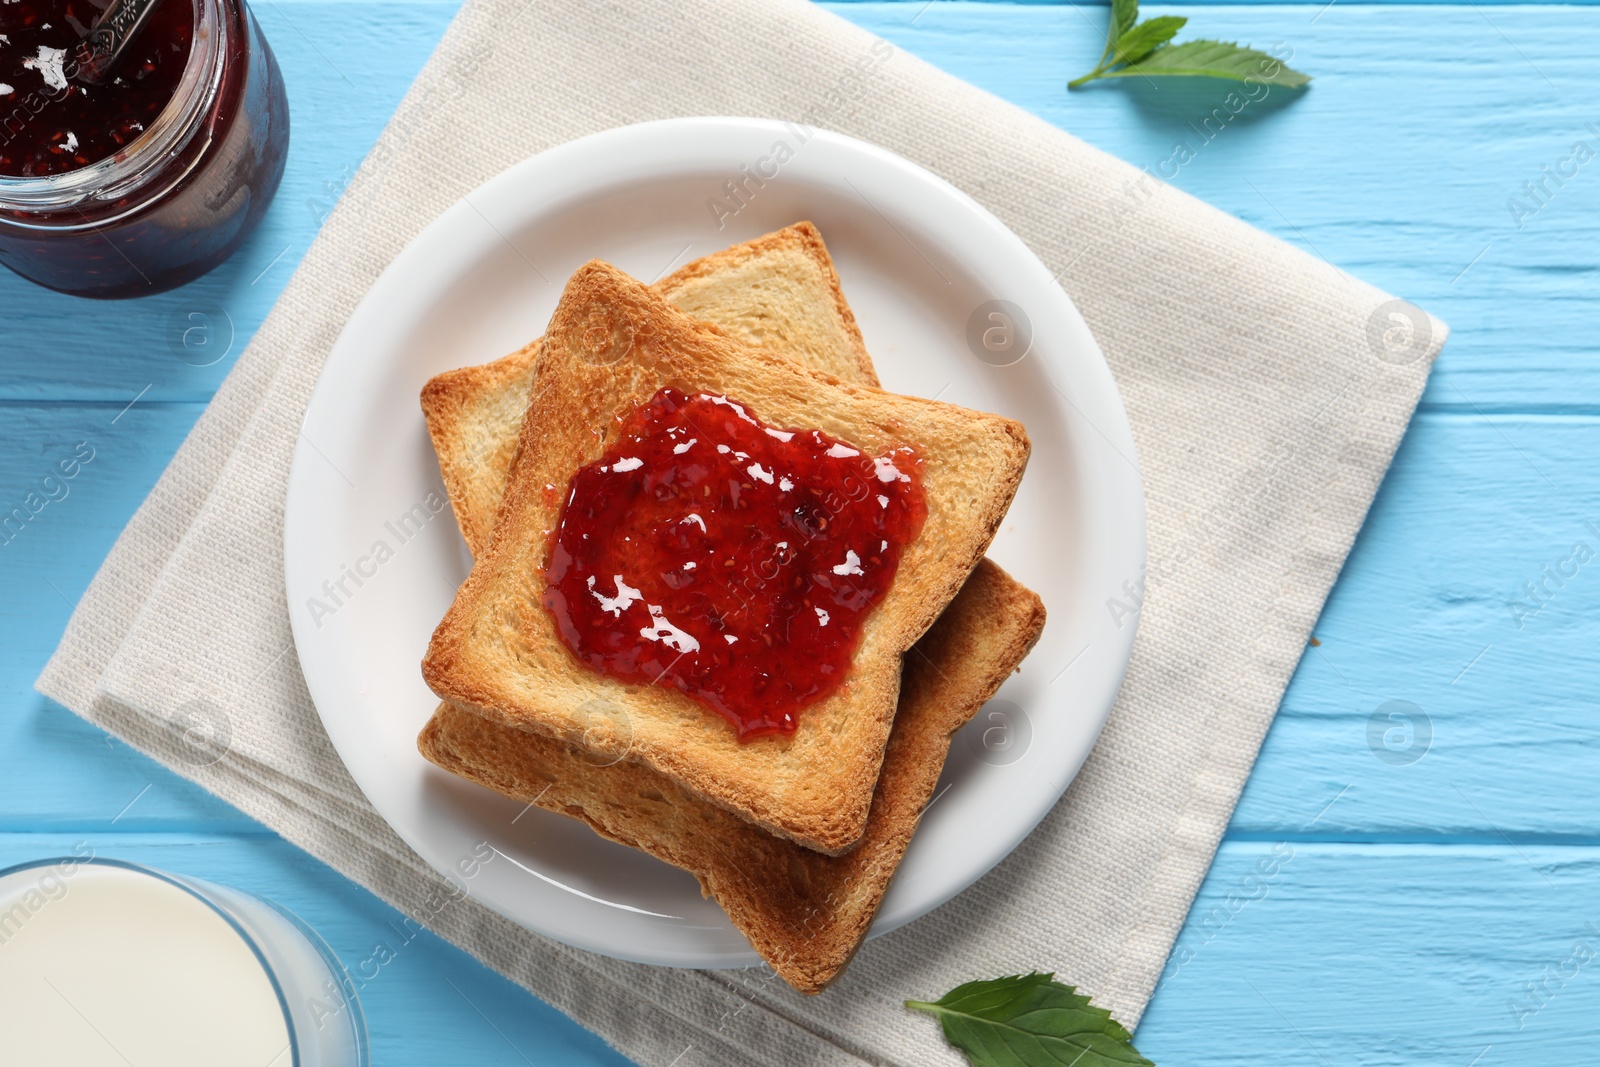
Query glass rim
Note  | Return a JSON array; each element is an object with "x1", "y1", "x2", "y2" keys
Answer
[{"x1": 0, "y1": 0, "x2": 227, "y2": 224}]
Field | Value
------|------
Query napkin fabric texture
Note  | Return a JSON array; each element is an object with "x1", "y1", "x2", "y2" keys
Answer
[{"x1": 38, "y1": 0, "x2": 1445, "y2": 1063}]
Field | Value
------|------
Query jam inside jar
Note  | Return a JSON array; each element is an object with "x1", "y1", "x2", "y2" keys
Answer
[{"x1": 0, "y1": 0, "x2": 289, "y2": 297}]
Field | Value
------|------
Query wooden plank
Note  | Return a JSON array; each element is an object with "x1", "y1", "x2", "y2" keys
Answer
[
  {"x1": 1232, "y1": 411, "x2": 1600, "y2": 838},
  {"x1": 5, "y1": 403, "x2": 1598, "y2": 838},
  {"x1": 834, "y1": 3, "x2": 1600, "y2": 410},
  {"x1": 1139, "y1": 839, "x2": 1600, "y2": 1061},
  {"x1": 6, "y1": 832, "x2": 1594, "y2": 1066},
  {"x1": 6, "y1": 3, "x2": 1596, "y2": 411},
  {"x1": 0, "y1": 833, "x2": 632, "y2": 1066},
  {"x1": 0, "y1": 403, "x2": 261, "y2": 833},
  {"x1": 1, "y1": 327, "x2": 1593, "y2": 838}
]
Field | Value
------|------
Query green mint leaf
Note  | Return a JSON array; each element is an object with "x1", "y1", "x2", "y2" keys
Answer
[
  {"x1": 1091, "y1": 0, "x2": 1141, "y2": 77},
  {"x1": 1112, "y1": 0, "x2": 1139, "y2": 40},
  {"x1": 906, "y1": 972, "x2": 1155, "y2": 1067},
  {"x1": 1071, "y1": 5, "x2": 1310, "y2": 91},
  {"x1": 1112, "y1": 15, "x2": 1186, "y2": 65},
  {"x1": 1117, "y1": 39, "x2": 1312, "y2": 86}
]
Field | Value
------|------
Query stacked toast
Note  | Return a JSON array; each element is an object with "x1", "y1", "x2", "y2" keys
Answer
[{"x1": 419, "y1": 223, "x2": 1043, "y2": 993}]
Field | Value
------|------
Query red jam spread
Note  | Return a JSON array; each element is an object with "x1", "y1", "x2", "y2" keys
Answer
[
  {"x1": 0, "y1": 0, "x2": 194, "y2": 176},
  {"x1": 544, "y1": 387, "x2": 928, "y2": 739}
]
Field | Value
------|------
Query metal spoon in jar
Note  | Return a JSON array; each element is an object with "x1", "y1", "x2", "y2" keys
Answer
[{"x1": 73, "y1": 0, "x2": 167, "y2": 85}]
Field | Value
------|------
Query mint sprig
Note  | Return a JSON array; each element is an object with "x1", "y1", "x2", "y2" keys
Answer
[
  {"x1": 1069, "y1": 0, "x2": 1310, "y2": 90},
  {"x1": 906, "y1": 972, "x2": 1154, "y2": 1067}
]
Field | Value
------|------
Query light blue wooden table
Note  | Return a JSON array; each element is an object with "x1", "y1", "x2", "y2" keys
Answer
[{"x1": 5, "y1": 1, "x2": 1596, "y2": 1063}]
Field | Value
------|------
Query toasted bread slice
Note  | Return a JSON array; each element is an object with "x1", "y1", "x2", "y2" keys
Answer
[
  {"x1": 422, "y1": 223, "x2": 877, "y2": 556},
  {"x1": 422, "y1": 261, "x2": 1031, "y2": 853},
  {"x1": 419, "y1": 226, "x2": 1045, "y2": 989},
  {"x1": 420, "y1": 557, "x2": 1044, "y2": 992}
]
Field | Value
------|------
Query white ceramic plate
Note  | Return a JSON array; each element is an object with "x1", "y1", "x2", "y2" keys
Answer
[{"x1": 285, "y1": 118, "x2": 1145, "y2": 968}]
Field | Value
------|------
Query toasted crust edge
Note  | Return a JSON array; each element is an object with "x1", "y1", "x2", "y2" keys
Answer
[
  {"x1": 656, "y1": 221, "x2": 879, "y2": 389},
  {"x1": 419, "y1": 340, "x2": 541, "y2": 554}
]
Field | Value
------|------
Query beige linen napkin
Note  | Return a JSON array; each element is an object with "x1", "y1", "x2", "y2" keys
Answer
[{"x1": 38, "y1": 0, "x2": 1446, "y2": 1062}]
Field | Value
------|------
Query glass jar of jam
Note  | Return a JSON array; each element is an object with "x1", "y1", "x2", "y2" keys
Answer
[{"x1": 0, "y1": 0, "x2": 289, "y2": 297}]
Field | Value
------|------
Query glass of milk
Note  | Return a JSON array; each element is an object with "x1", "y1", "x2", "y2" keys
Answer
[{"x1": 0, "y1": 853, "x2": 368, "y2": 1066}]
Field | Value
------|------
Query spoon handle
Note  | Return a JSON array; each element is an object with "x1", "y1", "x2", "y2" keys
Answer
[{"x1": 74, "y1": 0, "x2": 167, "y2": 85}]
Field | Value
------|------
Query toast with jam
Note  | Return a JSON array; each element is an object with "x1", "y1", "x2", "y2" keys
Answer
[
  {"x1": 415, "y1": 225, "x2": 1044, "y2": 991},
  {"x1": 421, "y1": 260, "x2": 1031, "y2": 855}
]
